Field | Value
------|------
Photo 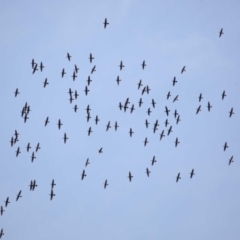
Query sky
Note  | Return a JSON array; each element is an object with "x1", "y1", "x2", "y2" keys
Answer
[{"x1": 0, "y1": 0, "x2": 240, "y2": 239}]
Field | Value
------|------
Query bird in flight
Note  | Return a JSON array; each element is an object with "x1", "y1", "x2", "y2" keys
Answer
[
  {"x1": 14, "y1": 88, "x2": 20, "y2": 97},
  {"x1": 151, "y1": 99, "x2": 156, "y2": 108},
  {"x1": 36, "y1": 143, "x2": 40, "y2": 152},
  {"x1": 222, "y1": 90, "x2": 226, "y2": 100},
  {"x1": 175, "y1": 137, "x2": 180, "y2": 147},
  {"x1": 167, "y1": 125, "x2": 173, "y2": 136},
  {"x1": 146, "y1": 168, "x2": 150, "y2": 177},
  {"x1": 145, "y1": 119, "x2": 149, "y2": 128},
  {"x1": 165, "y1": 106, "x2": 170, "y2": 116},
  {"x1": 103, "y1": 18, "x2": 109, "y2": 28},
  {"x1": 196, "y1": 105, "x2": 201, "y2": 114},
  {"x1": 40, "y1": 62, "x2": 44, "y2": 71},
  {"x1": 129, "y1": 128, "x2": 134, "y2": 137},
  {"x1": 31, "y1": 152, "x2": 36, "y2": 162},
  {"x1": 5, "y1": 197, "x2": 10, "y2": 207},
  {"x1": 116, "y1": 76, "x2": 121, "y2": 85},
  {"x1": 167, "y1": 91, "x2": 171, "y2": 99},
  {"x1": 74, "y1": 64, "x2": 79, "y2": 73},
  {"x1": 16, "y1": 190, "x2": 22, "y2": 201},
  {"x1": 45, "y1": 117, "x2": 49, "y2": 126},
  {"x1": 219, "y1": 28, "x2": 224, "y2": 37},
  {"x1": 49, "y1": 190, "x2": 55, "y2": 201},
  {"x1": 176, "y1": 173, "x2": 181, "y2": 182},
  {"x1": 173, "y1": 95, "x2": 178, "y2": 103},
  {"x1": 223, "y1": 142, "x2": 228, "y2": 151},
  {"x1": 61, "y1": 68, "x2": 66, "y2": 78},
  {"x1": 159, "y1": 130, "x2": 165, "y2": 140},
  {"x1": 172, "y1": 77, "x2": 177, "y2": 86},
  {"x1": 144, "y1": 137, "x2": 148, "y2": 146},
  {"x1": 63, "y1": 133, "x2": 68, "y2": 143},
  {"x1": 88, "y1": 127, "x2": 92, "y2": 136},
  {"x1": 181, "y1": 66, "x2": 186, "y2": 74},
  {"x1": 207, "y1": 102, "x2": 212, "y2": 112},
  {"x1": 229, "y1": 108, "x2": 234, "y2": 118},
  {"x1": 81, "y1": 170, "x2": 86, "y2": 180},
  {"x1": 43, "y1": 78, "x2": 49, "y2": 88},
  {"x1": 86, "y1": 76, "x2": 92, "y2": 86},
  {"x1": 57, "y1": 119, "x2": 63, "y2": 129},
  {"x1": 89, "y1": 53, "x2": 94, "y2": 63},
  {"x1": 106, "y1": 121, "x2": 111, "y2": 131},
  {"x1": 85, "y1": 158, "x2": 90, "y2": 167},
  {"x1": 16, "y1": 147, "x2": 21, "y2": 157},
  {"x1": 91, "y1": 65, "x2": 96, "y2": 74},
  {"x1": 138, "y1": 98, "x2": 143, "y2": 107},
  {"x1": 0, "y1": 206, "x2": 4, "y2": 216},
  {"x1": 114, "y1": 121, "x2": 119, "y2": 131},
  {"x1": 176, "y1": 115, "x2": 181, "y2": 124},
  {"x1": 0, "y1": 228, "x2": 4, "y2": 239},
  {"x1": 228, "y1": 156, "x2": 233, "y2": 165},
  {"x1": 142, "y1": 60, "x2": 146, "y2": 69},
  {"x1": 51, "y1": 179, "x2": 56, "y2": 189},
  {"x1": 190, "y1": 169, "x2": 195, "y2": 178},
  {"x1": 67, "y1": 53, "x2": 71, "y2": 61},
  {"x1": 119, "y1": 61, "x2": 124, "y2": 70},
  {"x1": 99, "y1": 147, "x2": 103, "y2": 154},
  {"x1": 151, "y1": 156, "x2": 157, "y2": 166},
  {"x1": 95, "y1": 115, "x2": 100, "y2": 125},
  {"x1": 198, "y1": 93, "x2": 203, "y2": 102},
  {"x1": 128, "y1": 172, "x2": 133, "y2": 182},
  {"x1": 104, "y1": 180, "x2": 108, "y2": 189},
  {"x1": 138, "y1": 80, "x2": 143, "y2": 89}
]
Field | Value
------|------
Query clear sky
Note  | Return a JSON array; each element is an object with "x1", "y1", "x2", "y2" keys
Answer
[{"x1": 0, "y1": 0, "x2": 240, "y2": 239}]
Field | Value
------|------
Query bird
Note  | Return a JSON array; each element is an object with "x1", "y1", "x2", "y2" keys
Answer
[
  {"x1": 181, "y1": 66, "x2": 186, "y2": 74},
  {"x1": 103, "y1": 18, "x2": 109, "y2": 28},
  {"x1": 219, "y1": 28, "x2": 224, "y2": 37}
]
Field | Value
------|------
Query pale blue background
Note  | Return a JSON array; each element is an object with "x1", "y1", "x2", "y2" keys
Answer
[{"x1": 0, "y1": 0, "x2": 240, "y2": 239}]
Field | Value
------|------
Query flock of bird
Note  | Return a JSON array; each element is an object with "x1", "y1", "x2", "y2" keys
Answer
[{"x1": 0, "y1": 19, "x2": 233, "y2": 238}]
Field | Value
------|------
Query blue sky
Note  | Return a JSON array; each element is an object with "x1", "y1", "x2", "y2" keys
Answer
[{"x1": 0, "y1": 0, "x2": 240, "y2": 239}]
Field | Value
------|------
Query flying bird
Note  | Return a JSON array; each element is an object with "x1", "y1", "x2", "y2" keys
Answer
[
  {"x1": 119, "y1": 61, "x2": 124, "y2": 70},
  {"x1": 196, "y1": 105, "x2": 201, "y2": 114},
  {"x1": 104, "y1": 180, "x2": 108, "y2": 189},
  {"x1": 151, "y1": 156, "x2": 157, "y2": 166},
  {"x1": 159, "y1": 130, "x2": 165, "y2": 140},
  {"x1": 63, "y1": 133, "x2": 68, "y2": 143},
  {"x1": 181, "y1": 66, "x2": 186, "y2": 74},
  {"x1": 146, "y1": 168, "x2": 150, "y2": 177},
  {"x1": 144, "y1": 137, "x2": 148, "y2": 146},
  {"x1": 176, "y1": 173, "x2": 181, "y2": 182},
  {"x1": 138, "y1": 80, "x2": 143, "y2": 89},
  {"x1": 223, "y1": 142, "x2": 228, "y2": 151},
  {"x1": 116, "y1": 76, "x2": 121, "y2": 85},
  {"x1": 219, "y1": 28, "x2": 224, "y2": 37},
  {"x1": 89, "y1": 53, "x2": 94, "y2": 63},
  {"x1": 103, "y1": 18, "x2": 109, "y2": 28},
  {"x1": 50, "y1": 190, "x2": 55, "y2": 201},
  {"x1": 67, "y1": 53, "x2": 71, "y2": 61},
  {"x1": 142, "y1": 60, "x2": 146, "y2": 69},
  {"x1": 128, "y1": 172, "x2": 133, "y2": 182},
  {"x1": 45, "y1": 117, "x2": 49, "y2": 126},
  {"x1": 222, "y1": 90, "x2": 226, "y2": 100},
  {"x1": 14, "y1": 88, "x2": 20, "y2": 97},
  {"x1": 114, "y1": 121, "x2": 119, "y2": 131},
  {"x1": 172, "y1": 77, "x2": 177, "y2": 86},
  {"x1": 91, "y1": 65, "x2": 96, "y2": 74},
  {"x1": 16, "y1": 190, "x2": 22, "y2": 201},
  {"x1": 229, "y1": 108, "x2": 234, "y2": 118},
  {"x1": 190, "y1": 169, "x2": 195, "y2": 178},
  {"x1": 40, "y1": 62, "x2": 44, "y2": 71},
  {"x1": 43, "y1": 78, "x2": 49, "y2": 88},
  {"x1": 228, "y1": 156, "x2": 233, "y2": 165}
]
